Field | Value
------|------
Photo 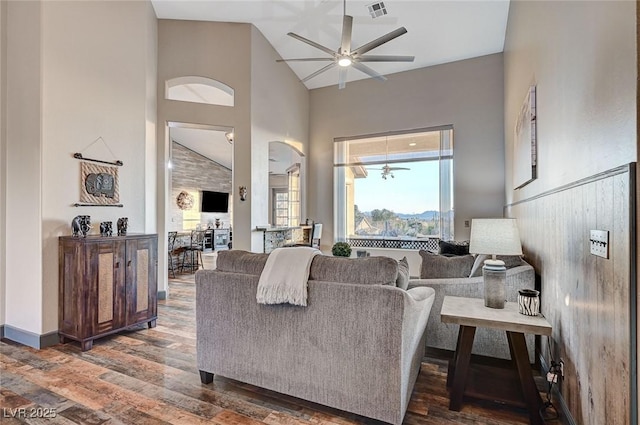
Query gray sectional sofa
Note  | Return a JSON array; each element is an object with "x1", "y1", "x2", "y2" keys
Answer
[
  {"x1": 408, "y1": 259, "x2": 536, "y2": 360},
  {"x1": 195, "y1": 250, "x2": 436, "y2": 425}
]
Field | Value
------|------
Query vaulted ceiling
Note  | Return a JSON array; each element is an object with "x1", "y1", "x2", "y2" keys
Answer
[{"x1": 151, "y1": 0, "x2": 510, "y2": 90}]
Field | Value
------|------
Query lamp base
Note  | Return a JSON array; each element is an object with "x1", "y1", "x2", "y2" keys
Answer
[{"x1": 483, "y1": 261, "x2": 506, "y2": 309}]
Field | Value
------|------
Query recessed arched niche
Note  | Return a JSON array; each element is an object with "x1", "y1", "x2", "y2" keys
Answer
[{"x1": 165, "y1": 76, "x2": 234, "y2": 107}]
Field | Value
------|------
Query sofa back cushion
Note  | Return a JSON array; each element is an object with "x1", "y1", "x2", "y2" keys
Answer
[
  {"x1": 216, "y1": 250, "x2": 269, "y2": 275},
  {"x1": 419, "y1": 250, "x2": 474, "y2": 279},
  {"x1": 396, "y1": 257, "x2": 410, "y2": 290},
  {"x1": 309, "y1": 255, "x2": 398, "y2": 285}
]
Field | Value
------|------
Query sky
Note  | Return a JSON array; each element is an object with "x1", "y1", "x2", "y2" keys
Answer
[{"x1": 354, "y1": 161, "x2": 440, "y2": 214}]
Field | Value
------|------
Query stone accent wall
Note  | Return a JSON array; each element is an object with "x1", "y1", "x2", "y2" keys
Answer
[{"x1": 170, "y1": 141, "x2": 232, "y2": 231}]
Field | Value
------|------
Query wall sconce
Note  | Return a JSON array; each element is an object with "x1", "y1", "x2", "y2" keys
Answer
[
  {"x1": 225, "y1": 132, "x2": 234, "y2": 144},
  {"x1": 239, "y1": 186, "x2": 247, "y2": 201}
]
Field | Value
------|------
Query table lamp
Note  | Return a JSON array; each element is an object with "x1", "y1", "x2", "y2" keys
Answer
[{"x1": 469, "y1": 218, "x2": 523, "y2": 309}]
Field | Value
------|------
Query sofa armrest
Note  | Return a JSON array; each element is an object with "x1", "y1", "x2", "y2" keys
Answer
[{"x1": 406, "y1": 286, "x2": 435, "y2": 302}]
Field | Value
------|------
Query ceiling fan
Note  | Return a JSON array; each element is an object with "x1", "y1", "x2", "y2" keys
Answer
[
  {"x1": 277, "y1": 0, "x2": 414, "y2": 89},
  {"x1": 365, "y1": 137, "x2": 410, "y2": 179}
]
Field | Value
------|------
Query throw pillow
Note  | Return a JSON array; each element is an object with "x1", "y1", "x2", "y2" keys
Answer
[
  {"x1": 469, "y1": 254, "x2": 524, "y2": 277},
  {"x1": 438, "y1": 240, "x2": 470, "y2": 256},
  {"x1": 418, "y1": 250, "x2": 474, "y2": 279},
  {"x1": 396, "y1": 257, "x2": 410, "y2": 290}
]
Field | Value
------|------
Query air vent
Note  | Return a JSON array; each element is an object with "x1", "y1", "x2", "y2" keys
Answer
[{"x1": 367, "y1": 2, "x2": 387, "y2": 18}]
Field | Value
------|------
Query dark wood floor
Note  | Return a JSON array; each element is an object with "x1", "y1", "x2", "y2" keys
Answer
[{"x1": 1, "y1": 273, "x2": 547, "y2": 424}]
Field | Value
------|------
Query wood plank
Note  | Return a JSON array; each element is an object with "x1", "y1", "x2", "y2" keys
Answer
[
  {"x1": 1, "y1": 277, "x2": 542, "y2": 425},
  {"x1": 507, "y1": 167, "x2": 632, "y2": 424}
]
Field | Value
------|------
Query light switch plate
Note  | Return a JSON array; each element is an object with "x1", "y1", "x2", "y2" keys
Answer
[{"x1": 590, "y1": 230, "x2": 609, "y2": 259}]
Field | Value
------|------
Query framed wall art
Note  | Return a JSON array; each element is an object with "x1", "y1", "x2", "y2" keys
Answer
[
  {"x1": 80, "y1": 161, "x2": 120, "y2": 205},
  {"x1": 513, "y1": 85, "x2": 537, "y2": 190}
]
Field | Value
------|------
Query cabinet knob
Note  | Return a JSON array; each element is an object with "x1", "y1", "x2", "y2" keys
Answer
[
  {"x1": 115, "y1": 262, "x2": 120, "y2": 268},
  {"x1": 127, "y1": 260, "x2": 132, "y2": 267}
]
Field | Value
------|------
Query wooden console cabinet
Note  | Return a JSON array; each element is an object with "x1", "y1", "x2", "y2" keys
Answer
[{"x1": 58, "y1": 234, "x2": 158, "y2": 351}]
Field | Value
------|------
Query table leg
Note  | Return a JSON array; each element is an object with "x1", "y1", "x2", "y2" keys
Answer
[
  {"x1": 449, "y1": 325, "x2": 476, "y2": 411},
  {"x1": 507, "y1": 331, "x2": 543, "y2": 425}
]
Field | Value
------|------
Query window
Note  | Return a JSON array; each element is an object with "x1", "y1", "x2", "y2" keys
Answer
[
  {"x1": 287, "y1": 164, "x2": 301, "y2": 227},
  {"x1": 272, "y1": 189, "x2": 289, "y2": 227},
  {"x1": 165, "y1": 76, "x2": 234, "y2": 106},
  {"x1": 334, "y1": 127, "x2": 453, "y2": 246}
]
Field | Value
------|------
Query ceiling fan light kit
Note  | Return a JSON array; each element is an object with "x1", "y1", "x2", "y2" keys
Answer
[{"x1": 277, "y1": 0, "x2": 414, "y2": 89}]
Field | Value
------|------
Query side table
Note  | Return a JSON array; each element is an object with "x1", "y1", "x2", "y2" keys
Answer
[{"x1": 441, "y1": 296, "x2": 552, "y2": 425}]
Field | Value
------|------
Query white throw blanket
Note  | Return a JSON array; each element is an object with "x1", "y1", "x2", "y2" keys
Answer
[{"x1": 256, "y1": 247, "x2": 321, "y2": 306}]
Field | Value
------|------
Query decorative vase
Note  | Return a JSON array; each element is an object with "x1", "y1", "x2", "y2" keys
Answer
[
  {"x1": 483, "y1": 262, "x2": 506, "y2": 309},
  {"x1": 518, "y1": 289, "x2": 540, "y2": 316},
  {"x1": 215, "y1": 218, "x2": 221, "y2": 228}
]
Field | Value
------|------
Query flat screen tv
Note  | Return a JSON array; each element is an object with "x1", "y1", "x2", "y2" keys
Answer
[{"x1": 201, "y1": 190, "x2": 229, "y2": 213}]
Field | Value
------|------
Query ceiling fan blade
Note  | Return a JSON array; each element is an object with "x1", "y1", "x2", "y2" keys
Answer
[
  {"x1": 388, "y1": 167, "x2": 410, "y2": 171},
  {"x1": 356, "y1": 55, "x2": 414, "y2": 62},
  {"x1": 276, "y1": 58, "x2": 335, "y2": 62},
  {"x1": 338, "y1": 67, "x2": 347, "y2": 90},
  {"x1": 351, "y1": 62, "x2": 387, "y2": 82},
  {"x1": 351, "y1": 27, "x2": 408, "y2": 56},
  {"x1": 301, "y1": 62, "x2": 337, "y2": 83},
  {"x1": 340, "y1": 15, "x2": 353, "y2": 54},
  {"x1": 287, "y1": 32, "x2": 337, "y2": 57}
]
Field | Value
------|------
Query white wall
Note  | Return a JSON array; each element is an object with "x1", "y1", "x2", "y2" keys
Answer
[
  {"x1": 4, "y1": 0, "x2": 157, "y2": 342},
  {"x1": 250, "y1": 26, "x2": 310, "y2": 251},
  {"x1": 5, "y1": 0, "x2": 44, "y2": 336},
  {"x1": 0, "y1": 0, "x2": 7, "y2": 329},
  {"x1": 308, "y1": 53, "x2": 505, "y2": 249},
  {"x1": 504, "y1": 0, "x2": 636, "y2": 204}
]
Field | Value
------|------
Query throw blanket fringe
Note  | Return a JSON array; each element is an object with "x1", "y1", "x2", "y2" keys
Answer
[{"x1": 257, "y1": 247, "x2": 320, "y2": 306}]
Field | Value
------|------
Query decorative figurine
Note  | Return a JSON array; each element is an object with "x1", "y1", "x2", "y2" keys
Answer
[
  {"x1": 100, "y1": 221, "x2": 113, "y2": 237},
  {"x1": 71, "y1": 215, "x2": 92, "y2": 237},
  {"x1": 215, "y1": 218, "x2": 221, "y2": 228},
  {"x1": 239, "y1": 186, "x2": 247, "y2": 201},
  {"x1": 117, "y1": 217, "x2": 128, "y2": 236}
]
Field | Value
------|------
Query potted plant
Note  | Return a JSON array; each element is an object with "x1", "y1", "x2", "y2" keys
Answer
[{"x1": 331, "y1": 242, "x2": 352, "y2": 257}]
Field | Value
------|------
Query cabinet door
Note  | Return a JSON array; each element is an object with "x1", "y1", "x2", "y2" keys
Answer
[
  {"x1": 86, "y1": 240, "x2": 127, "y2": 337},
  {"x1": 125, "y1": 237, "x2": 158, "y2": 325}
]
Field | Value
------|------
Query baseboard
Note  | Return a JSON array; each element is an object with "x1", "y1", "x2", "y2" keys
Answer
[
  {"x1": 1, "y1": 325, "x2": 59, "y2": 349},
  {"x1": 158, "y1": 290, "x2": 167, "y2": 300},
  {"x1": 539, "y1": 354, "x2": 577, "y2": 425}
]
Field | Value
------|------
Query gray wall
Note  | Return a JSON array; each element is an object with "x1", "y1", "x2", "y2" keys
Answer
[
  {"x1": 157, "y1": 20, "x2": 309, "y2": 294},
  {"x1": 250, "y1": 26, "x2": 310, "y2": 249},
  {"x1": 504, "y1": 1, "x2": 637, "y2": 422},
  {"x1": 308, "y1": 53, "x2": 505, "y2": 249}
]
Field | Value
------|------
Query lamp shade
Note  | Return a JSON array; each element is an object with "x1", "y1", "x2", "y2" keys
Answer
[{"x1": 469, "y1": 218, "x2": 523, "y2": 256}]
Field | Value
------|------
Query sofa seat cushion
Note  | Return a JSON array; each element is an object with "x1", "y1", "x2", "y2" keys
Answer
[
  {"x1": 215, "y1": 250, "x2": 269, "y2": 275},
  {"x1": 419, "y1": 250, "x2": 474, "y2": 279},
  {"x1": 309, "y1": 255, "x2": 398, "y2": 285}
]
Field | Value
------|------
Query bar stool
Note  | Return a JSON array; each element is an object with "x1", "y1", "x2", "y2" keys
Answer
[
  {"x1": 168, "y1": 231, "x2": 178, "y2": 278},
  {"x1": 181, "y1": 230, "x2": 205, "y2": 273}
]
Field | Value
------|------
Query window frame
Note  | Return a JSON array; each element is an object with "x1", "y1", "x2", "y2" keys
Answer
[{"x1": 333, "y1": 126, "x2": 454, "y2": 246}]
